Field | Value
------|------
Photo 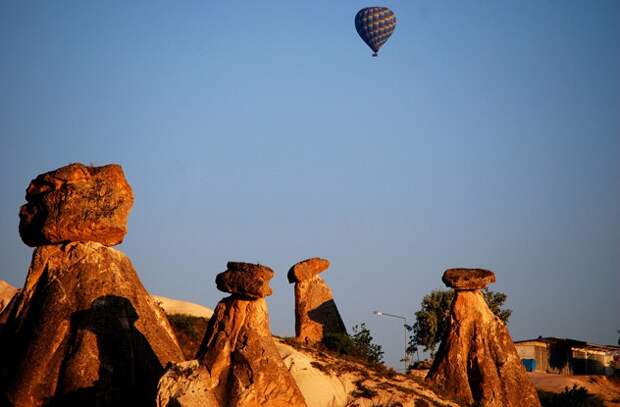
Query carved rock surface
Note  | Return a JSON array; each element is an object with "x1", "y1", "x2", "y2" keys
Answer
[
  {"x1": 158, "y1": 281, "x2": 307, "y2": 407},
  {"x1": 19, "y1": 163, "x2": 133, "y2": 247},
  {"x1": 215, "y1": 262, "x2": 274, "y2": 299},
  {"x1": 442, "y1": 268, "x2": 496, "y2": 290},
  {"x1": 294, "y1": 275, "x2": 347, "y2": 344},
  {"x1": 287, "y1": 258, "x2": 330, "y2": 283},
  {"x1": 427, "y1": 276, "x2": 540, "y2": 407},
  {"x1": 0, "y1": 242, "x2": 184, "y2": 407}
]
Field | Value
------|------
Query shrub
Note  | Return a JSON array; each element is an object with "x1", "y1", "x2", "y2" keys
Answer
[
  {"x1": 538, "y1": 385, "x2": 605, "y2": 407},
  {"x1": 323, "y1": 323, "x2": 384, "y2": 365},
  {"x1": 351, "y1": 379, "x2": 378, "y2": 399},
  {"x1": 167, "y1": 313, "x2": 209, "y2": 359}
]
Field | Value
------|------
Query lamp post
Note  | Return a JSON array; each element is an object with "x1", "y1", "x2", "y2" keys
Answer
[{"x1": 373, "y1": 310, "x2": 410, "y2": 372}]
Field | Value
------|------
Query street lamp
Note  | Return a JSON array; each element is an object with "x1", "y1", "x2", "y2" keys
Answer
[{"x1": 373, "y1": 310, "x2": 410, "y2": 371}]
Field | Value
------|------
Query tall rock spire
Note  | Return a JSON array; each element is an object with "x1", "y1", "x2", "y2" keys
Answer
[
  {"x1": 426, "y1": 268, "x2": 541, "y2": 407},
  {"x1": 157, "y1": 262, "x2": 308, "y2": 407},
  {"x1": 288, "y1": 257, "x2": 347, "y2": 344},
  {"x1": 0, "y1": 163, "x2": 184, "y2": 407}
]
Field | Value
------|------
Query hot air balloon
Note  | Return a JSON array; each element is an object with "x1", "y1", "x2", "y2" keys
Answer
[{"x1": 355, "y1": 7, "x2": 396, "y2": 57}]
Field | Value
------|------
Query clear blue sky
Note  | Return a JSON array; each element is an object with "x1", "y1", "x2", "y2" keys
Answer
[{"x1": 1, "y1": 1, "x2": 618, "y2": 368}]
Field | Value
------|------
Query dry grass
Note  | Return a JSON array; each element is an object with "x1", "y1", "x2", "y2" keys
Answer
[{"x1": 167, "y1": 313, "x2": 209, "y2": 359}]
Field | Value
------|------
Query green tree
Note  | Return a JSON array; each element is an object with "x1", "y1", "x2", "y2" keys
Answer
[
  {"x1": 406, "y1": 288, "x2": 511, "y2": 357},
  {"x1": 350, "y1": 323, "x2": 384, "y2": 364}
]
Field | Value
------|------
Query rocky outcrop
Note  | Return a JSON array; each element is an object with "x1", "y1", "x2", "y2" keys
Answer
[
  {"x1": 426, "y1": 268, "x2": 541, "y2": 407},
  {"x1": 18, "y1": 163, "x2": 133, "y2": 247},
  {"x1": 0, "y1": 163, "x2": 183, "y2": 407},
  {"x1": 288, "y1": 258, "x2": 346, "y2": 344},
  {"x1": 157, "y1": 262, "x2": 308, "y2": 407}
]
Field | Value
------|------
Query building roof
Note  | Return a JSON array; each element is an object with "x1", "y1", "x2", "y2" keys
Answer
[{"x1": 514, "y1": 337, "x2": 620, "y2": 353}]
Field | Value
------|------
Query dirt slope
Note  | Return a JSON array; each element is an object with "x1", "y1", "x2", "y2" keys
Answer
[
  {"x1": 528, "y1": 372, "x2": 620, "y2": 406},
  {"x1": 276, "y1": 338, "x2": 459, "y2": 407}
]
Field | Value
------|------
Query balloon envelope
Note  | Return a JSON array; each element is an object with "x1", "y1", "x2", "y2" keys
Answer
[{"x1": 355, "y1": 7, "x2": 396, "y2": 56}]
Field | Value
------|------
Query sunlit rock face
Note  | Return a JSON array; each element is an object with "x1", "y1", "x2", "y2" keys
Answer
[
  {"x1": 288, "y1": 258, "x2": 347, "y2": 344},
  {"x1": 0, "y1": 243, "x2": 184, "y2": 407},
  {"x1": 441, "y1": 267, "x2": 496, "y2": 290},
  {"x1": 215, "y1": 262, "x2": 274, "y2": 299},
  {"x1": 1, "y1": 163, "x2": 183, "y2": 407},
  {"x1": 19, "y1": 163, "x2": 133, "y2": 247},
  {"x1": 157, "y1": 262, "x2": 308, "y2": 407},
  {"x1": 426, "y1": 268, "x2": 541, "y2": 407}
]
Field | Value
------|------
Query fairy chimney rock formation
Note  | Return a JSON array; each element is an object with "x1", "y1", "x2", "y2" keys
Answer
[
  {"x1": 0, "y1": 163, "x2": 184, "y2": 407},
  {"x1": 426, "y1": 268, "x2": 541, "y2": 407},
  {"x1": 288, "y1": 257, "x2": 347, "y2": 344},
  {"x1": 19, "y1": 163, "x2": 133, "y2": 247},
  {"x1": 157, "y1": 262, "x2": 308, "y2": 407}
]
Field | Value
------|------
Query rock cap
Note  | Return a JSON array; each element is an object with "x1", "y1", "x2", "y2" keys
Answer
[
  {"x1": 442, "y1": 268, "x2": 495, "y2": 290},
  {"x1": 227, "y1": 262, "x2": 274, "y2": 279},
  {"x1": 287, "y1": 257, "x2": 330, "y2": 283},
  {"x1": 216, "y1": 262, "x2": 274, "y2": 299},
  {"x1": 19, "y1": 163, "x2": 133, "y2": 247}
]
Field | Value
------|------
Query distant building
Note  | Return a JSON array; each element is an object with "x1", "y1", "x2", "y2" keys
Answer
[{"x1": 515, "y1": 337, "x2": 620, "y2": 376}]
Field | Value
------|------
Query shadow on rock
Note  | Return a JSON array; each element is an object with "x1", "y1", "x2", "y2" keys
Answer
[
  {"x1": 50, "y1": 295, "x2": 163, "y2": 407},
  {"x1": 307, "y1": 299, "x2": 347, "y2": 335}
]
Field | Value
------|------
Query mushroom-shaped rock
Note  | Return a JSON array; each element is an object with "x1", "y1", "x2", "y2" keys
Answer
[
  {"x1": 157, "y1": 262, "x2": 308, "y2": 407},
  {"x1": 288, "y1": 258, "x2": 346, "y2": 344},
  {"x1": 287, "y1": 257, "x2": 330, "y2": 283},
  {"x1": 19, "y1": 163, "x2": 133, "y2": 247},
  {"x1": 427, "y1": 268, "x2": 541, "y2": 407},
  {"x1": 442, "y1": 268, "x2": 496, "y2": 290},
  {"x1": 0, "y1": 242, "x2": 184, "y2": 407},
  {"x1": 215, "y1": 263, "x2": 274, "y2": 299}
]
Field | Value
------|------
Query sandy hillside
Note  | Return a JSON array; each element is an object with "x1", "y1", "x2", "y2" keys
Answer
[
  {"x1": 275, "y1": 337, "x2": 459, "y2": 407},
  {"x1": 0, "y1": 282, "x2": 213, "y2": 319},
  {"x1": 153, "y1": 294, "x2": 213, "y2": 319},
  {"x1": 528, "y1": 372, "x2": 620, "y2": 406},
  {"x1": 0, "y1": 280, "x2": 18, "y2": 311}
]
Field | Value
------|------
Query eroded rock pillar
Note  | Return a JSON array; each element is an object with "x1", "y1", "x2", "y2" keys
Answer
[
  {"x1": 157, "y1": 262, "x2": 308, "y2": 407},
  {"x1": 426, "y1": 268, "x2": 541, "y2": 407},
  {"x1": 0, "y1": 163, "x2": 184, "y2": 407},
  {"x1": 288, "y1": 258, "x2": 347, "y2": 344}
]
